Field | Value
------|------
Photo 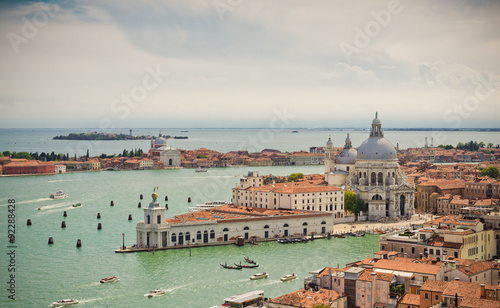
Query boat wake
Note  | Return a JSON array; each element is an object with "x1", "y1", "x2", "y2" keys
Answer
[
  {"x1": 37, "y1": 202, "x2": 70, "y2": 211},
  {"x1": 19, "y1": 198, "x2": 51, "y2": 204}
]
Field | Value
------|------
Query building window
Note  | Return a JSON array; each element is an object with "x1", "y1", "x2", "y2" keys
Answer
[
  {"x1": 210, "y1": 230, "x2": 215, "y2": 239},
  {"x1": 197, "y1": 231, "x2": 201, "y2": 240},
  {"x1": 424, "y1": 293, "x2": 428, "y2": 300},
  {"x1": 185, "y1": 232, "x2": 191, "y2": 241},
  {"x1": 171, "y1": 233, "x2": 177, "y2": 242}
]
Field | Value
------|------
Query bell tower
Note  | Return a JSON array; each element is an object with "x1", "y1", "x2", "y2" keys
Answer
[
  {"x1": 324, "y1": 136, "x2": 335, "y2": 173},
  {"x1": 137, "y1": 191, "x2": 166, "y2": 248}
]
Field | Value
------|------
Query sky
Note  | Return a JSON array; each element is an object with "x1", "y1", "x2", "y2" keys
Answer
[{"x1": 0, "y1": 0, "x2": 499, "y2": 129}]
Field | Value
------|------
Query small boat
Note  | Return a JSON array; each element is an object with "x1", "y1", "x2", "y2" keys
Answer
[
  {"x1": 144, "y1": 289, "x2": 166, "y2": 298},
  {"x1": 72, "y1": 203, "x2": 82, "y2": 208},
  {"x1": 50, "y1": 190, "x2": 68, "y2": 199},
  {"x1": 195, "y1": 167, "x2": 207, "y2": 172},
  {"x1": 100, "y1": 276, "x2": 119, "y2": 283},
  {"x1": 51, "y1": 299, "x2": 79, "y2": 306},
  {"x1": 244, "y1": 257, "x2": 256, "y2": 264},
  {"x1": 220, "y1": 263, "x2": 242, "y2": 270},
  {"x1": 250, "y1": 272, "x2": 268, "y2": 280},
  {"x1": 280, "y1": 274, "x2": 298, "y2": 281},
  {"x1": 235, "y1": 263, "x2": 259, "y2": 268}
]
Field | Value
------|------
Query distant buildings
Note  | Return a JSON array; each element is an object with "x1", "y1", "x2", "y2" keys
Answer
[{"x1": 148, "y1": 133, "x2": 181, "y2": 167}]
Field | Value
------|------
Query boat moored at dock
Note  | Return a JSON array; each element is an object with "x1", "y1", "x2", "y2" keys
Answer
[{"x1": 210, "y1": 290, "x2": 264, "y2": 308}]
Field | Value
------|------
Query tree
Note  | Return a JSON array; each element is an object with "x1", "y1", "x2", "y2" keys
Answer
[
  {"x1": 344, "y1": 191, "x2": 357, "y2": 215},
  {"x1": 480, "y1": 166, "x2": 499, "y2": 179},
  {"x1": 197, "y1": 154, "x2": 207, "y2": 159},
  {"x1": 288, "y1": 173, "x2": 304, "y2": 182},
  {"x1": 487, "y1": 143, "x2": 494, "y2": 148},
  {"x1": 2, "y1": 150, "x2": 10, "y2": 157},
  {"x1": 478, "y1": 142, "x2": 485, "y2": 149},
  {"x1": 390, "y1": 284, "x2": 405, "y2": 301}
]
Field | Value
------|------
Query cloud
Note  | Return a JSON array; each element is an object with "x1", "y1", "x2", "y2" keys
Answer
[{"x1": 322, "y1": 62, "x2": 378, "y2": 86}]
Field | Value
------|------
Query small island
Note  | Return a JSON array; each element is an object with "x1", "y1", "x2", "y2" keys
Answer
[{"x1": 53, "y1": 132, "x2": 188, "y2": 141}]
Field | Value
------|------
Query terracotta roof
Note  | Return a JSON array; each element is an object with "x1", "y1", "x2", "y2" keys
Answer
[
  {"x1": 457, "y1": 261, "x2": 495, "y2": 276},
  {"x1": 442, "y1": 280, "x2": 481, "y2": 298},
  {"x1": 459, "y1": 298, "x2": 500, "y2": 308},
  {"x1": 399, "y1": 293, "x2": 420, "y2": 306},
  {"x1": 164, "y1": 204, "x2": 331, "y2": 224},
  {"x1": 372, "y1": 259, "x2": 441, "y2": 275},
  {"x1": 420, "y1": 279, "x2": 447, "y2": 293},
  {"x1": 317, "y1": 267, "x2": 348, "y2": 278},
  {"x1": 270, "y1": 288, "x2": 341, "y2": 307}
]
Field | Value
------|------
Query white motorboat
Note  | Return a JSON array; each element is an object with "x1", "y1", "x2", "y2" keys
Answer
[
  {"x1": 280, "y1": 273, "x2": 298, "y2": 281},
  {"x1": 249, "y1": 272, "x2": 268, "y2": 280},
  {"x1": 144, "y1": 289, "x2": 166, "y2": 298},
  {"x1": 50, "y1": 190, "x2": 68, "y2": 199},
  {"x1": 51, "y1": 299, "x2": 79, "y2": 306},
  {"x1": 100, "y1": 276, "x2": 119, "y2": 283},
  {"x1": 195, "y1": 167, "x2": 207, "y2": 172},
  {"x1": 188, "y1": 201, "x2": 229, "y2": 212}
]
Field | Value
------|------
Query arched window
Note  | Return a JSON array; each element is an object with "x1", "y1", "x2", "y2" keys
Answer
[
  {"x1": 372, "y1": 194, "x2": 382, "y2": 200},
  {"x1": 302, "y1": 222, "x2": 308, "y2": 226},
  {"x1": 264, "y1": 225, "x2": 269, "y2": 229},
  {"x1": 169, "y1": 158, "x2": 173, "y2": 165},
  {"x1": 371, "y1": 172, "x2": 376, "y2": 184},
  {"x1": 283, "y1": 223, "x2": 289, "y2": 228},
  {"x1": 244, "y1": 226, "x2": 249, "y2": 230},
  {"x1": 171, "y1": 233, "x2": 177, "y2": 242},
  {"x1": 378, "y1": 172, "x2": 383, "y2": 184},
  {"x1": 307, "y1": 206, "x2": 310, "y2": 210},
  {"x1": 223, "y1": 228, "x2": 229, "y2": 232},
  {"x1": 197, "y1": 231, "x2": 202, "y2": 240},
  {"x1": 147, "y1": 215, "x2": 150, "y2": 224},
  {"x1": 363, "y1": 172, "x2": 367, "y2": 178},
  {"x1": 321, "y1": 221, "x2": 326, "y2": 224},
  {"x1": 210, "y1": 230, "x2": 215, "y2": 239},
  {"x1": 185, "y1": 232, "x2": 191, "y2": 241}
]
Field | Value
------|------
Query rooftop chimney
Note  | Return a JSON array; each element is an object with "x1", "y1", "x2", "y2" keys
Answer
[
  {"x1": 475, "y1": 257, "x2": 479, "y2": 263},
  {"x1": 466, "y1": 265, "x2": 469, "y2": 272},
  {"x1": 481, "y1": 283, "x2": 486, "y2": 298}
]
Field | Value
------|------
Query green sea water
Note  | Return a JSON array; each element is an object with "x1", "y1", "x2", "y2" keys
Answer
[{"x1": 0, "y1": 165, "x2": 379, "y2": 307}]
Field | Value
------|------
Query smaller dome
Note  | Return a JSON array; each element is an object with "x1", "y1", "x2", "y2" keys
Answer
[
  {"x1": 326, "y1": 137, "x2": 333, "y2": 146},
  {"x1": 372, "y1": 118, "x2": 381, "y2": 125},
  {"x1": 337, "y1": 148, "x2": 357, "y2": 164},
  {"x1": 154, "y1": 136, "x2": 167, "y2": 146},
  {"x1": 152, "y1": 192, "x2": 158, "y2": 200}
]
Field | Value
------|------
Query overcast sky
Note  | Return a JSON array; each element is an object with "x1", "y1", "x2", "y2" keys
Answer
[{"x1": 1, "y1": 0, "x2": 499, "y2": 129}]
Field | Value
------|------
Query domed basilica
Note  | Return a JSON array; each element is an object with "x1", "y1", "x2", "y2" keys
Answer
[
  {"x1": 149, "y1": 133, "x2": 181, "y2": 167},
  {"x1": 325, "y1": 113, "x2": 414, "y2": 220}
]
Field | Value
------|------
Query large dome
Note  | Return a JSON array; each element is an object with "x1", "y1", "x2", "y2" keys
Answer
[
  {"x1": 356, "y1": 137, "x2": 396, "y2": 160},
  {"x1": 356, "y1": 113, "x2": 397, "y2": 160}
]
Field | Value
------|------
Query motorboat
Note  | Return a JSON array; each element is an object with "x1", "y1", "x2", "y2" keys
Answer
[
  {"x1": 144, "y1": 289, "x2": 166, "y2": 298},
  {"x1": 51, "y1": 299, "x2": 79, "y2": 306},
  {"x1": 195, "y1": 167, "x2": 207, "y2": 172},
  {"x1": 72, "y1": 203, "x2": 82, "y2": 208},
  {"x1": 188, "y1": 201, "x2": 229, "y2": 212},
  {"x1": 100, "y1": 276, "x2": 119, "y2": 283},
  {"x1": 50, "y1": 190, "x2": 67, "y2": 199},
  {"x1": 280, "y1": 274, "x2": 298, "y2": 281},
  {"x1": 249, "y1": 272, "x2": 268, "y2": 280}
]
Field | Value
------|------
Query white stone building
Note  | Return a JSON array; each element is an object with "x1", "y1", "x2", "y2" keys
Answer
[
  {"x1": 136, "y1": 193, "x2": 333, "y2": 249},
  {"x1": 325, "y1": 114, "x2": 415, "y2": 220},
  {"x1": 149, "y1": 134, "x2": 181, "y2": 167},
  {"x1": 232, "y1": 172, "x2": 345, "y2": 219}
]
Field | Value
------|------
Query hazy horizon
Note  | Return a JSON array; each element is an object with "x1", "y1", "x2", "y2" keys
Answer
[{"x1": 1, "y1": 1, "x2": 499, "y2": 129}]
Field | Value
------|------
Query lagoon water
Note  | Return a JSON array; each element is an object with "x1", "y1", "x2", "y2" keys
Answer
[
  {"x1": 1, "y1": 128, "x2": 499, "y2": 156},
  {"x1": 1, "y1": 165, "x2": 381, "y2": 307}
]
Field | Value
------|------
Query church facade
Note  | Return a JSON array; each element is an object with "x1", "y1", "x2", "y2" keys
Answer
[
  {"x1": 149, "y1": 133, "x2": 181, "y2": 167},
  {"x1": 325, "y1": 114, "x2": 414, "y2": 220}
]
